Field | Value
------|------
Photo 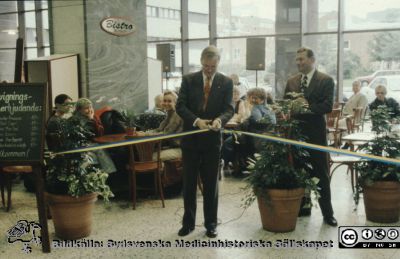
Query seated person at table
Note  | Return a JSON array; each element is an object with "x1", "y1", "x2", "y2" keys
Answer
[
  {"x1": 70, "y1": 98, "x2": 116, "y2": 174},
  {"x1": 230, "y1": 73, "x2": 247, "y2": 99},
  {"x1": 152, "y1": 90, "x2": 183, "y2": 161},
  {"x1": 230, "y1": 85, "x2": 249, "y2": 123},
  {"x1": 342, "y1": 81, "x2": 368, "y2": 117},
  {"x1": 145, "y1": 94, "x2": 166, "y2": 115},
  {"x1": 243, "y1": 88, "x2": 276, "y2": 150},
  {"x1": 46, "y1": 94, "x2": 73, "y2": 151},
  {"x1": 337, "y1": 80, "x2": 368, "y2": 149},
  {"x1": 369, "y1": 85, "x2": 400, "y2": 119},
  {"x1": 71, "y1": 98, "x2": 104, "y2": 136},
  {"x1": 222, "y1": 88, "x2": 276, "y2": 177}
]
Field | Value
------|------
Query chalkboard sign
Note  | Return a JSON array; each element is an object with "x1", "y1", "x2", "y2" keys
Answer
[{"x1": 0, "y1": 83, "x2": 47, "y2": 164}]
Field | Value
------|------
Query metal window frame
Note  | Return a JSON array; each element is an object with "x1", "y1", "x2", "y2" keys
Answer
[
  {"x1": 0, "y1": 1, "x2": 49, "y2": 56},
  {"x1": 147, "y1": 0, "x2": 400, "y2": 92}
]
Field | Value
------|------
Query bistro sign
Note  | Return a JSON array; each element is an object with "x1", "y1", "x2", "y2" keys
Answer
[{"x1": 100, "y1": 16, "x2": 136, "y2": 36}]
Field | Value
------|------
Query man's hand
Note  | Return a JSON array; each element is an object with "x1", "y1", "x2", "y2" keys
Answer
[
  {"x1": 210, "y1": 118, "x2": 222, "y2": 131},
  {"x1": 297, "y1": 97, "x2": 309, "y2": 108},
  {"x1": 196, "y1": 119, "x2": 212, "y2": 129},
  {"x1": 292, "y1": 97, "x2": 310, "y2": 114}
]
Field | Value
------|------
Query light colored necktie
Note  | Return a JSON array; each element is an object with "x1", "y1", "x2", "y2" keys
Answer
[
  {"x1": 203, "y1": 76, "x2": 211, "y2": 110},
  {"x1": 300, "y1": 75, "x2": 308, "y2": 93}
]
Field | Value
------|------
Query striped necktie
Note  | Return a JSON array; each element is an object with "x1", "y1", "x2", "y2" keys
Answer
[{"x1": 300, "y1": 75, "x2": 308, "y2": 93}]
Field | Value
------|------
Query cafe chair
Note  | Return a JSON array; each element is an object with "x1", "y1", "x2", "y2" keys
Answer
[
  {"x1": 326, "y1": 108, "x2": 345, "y2": 148},
  {"x1": 0, "y1": 165, "x2": 33, "y2": 211},
  {"x1": 329, "y1": 154, "x2": 361, "y2": 192},
  {"x1": 333, "y1": 102, "x2": 345, "y2": 115},
  {"x1": 127, "y1": 140, "x2": 165, "y2": 209},
  {"x1": 347, "y1": 107, "x2": 365, "y2": 133}
]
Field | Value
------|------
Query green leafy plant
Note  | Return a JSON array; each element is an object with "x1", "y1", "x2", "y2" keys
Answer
[
  {"x1": 121, "y1": 110, "x2": 137, "y2": 128},
  {"x1": 354, "y1": 105, "x2": 400, "y2": 204},
  {"x1": 46, "y1": 117, "x2": 114, "y2": 201},
  {"x1": 243, "y1": 93, "x2": 320, "y2": 208}
]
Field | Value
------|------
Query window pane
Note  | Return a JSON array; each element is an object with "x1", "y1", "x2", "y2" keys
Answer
[
  {"x1": 217, "y1": 0, "x2": 300, "y2": 37},
  {"x1": 188, "y1": 40, "x2": 209, "y2": 73},
  {"x1": 304, "y1": 34, "x2": 338, "y2": 79},
  {"x1": 345, "y1": 0, "x2": 400, "y2": 30},
  {"x1": 41, "y1": 0, "x2": 48, "y2": 9},
  {"x1": 0, "y1": 13, "x2": 18, "y2": 48},
  {"x1": 44, "y1": 47, "x2": 50, "y2": 56},
  {"x1": 25, "y1": 11, "x2": 37, "y2": 47},
  {"x1": 42, "y1": 10, "x2": 49, "y2": 45},
  {"x1": 42, "y1": 10, "x2": 49, "y2": 29},
  {"x1": 303, "y1": 34, "x2": 338, "y2": 93},
  {"x1": 0, "y1": 1, "x2": 17, "y2": 13},
  {"x1": 147, "y1": 0, "x2": 181, "y2": 41},
  {"x1": 0, "y1": 49, "x2": 15, "y2": 82},
  {"x1": 188, "y1": 1, "x2": 209, "y2": 38},
  {"x1": 343, "y1": 31, "x2": 400, "y2": 102},
  {"x1": 24, "y1": 1, "x2": 36, "y2": 11},
  {"x1": 25, "y1": 48, "x2": 38, "y2": 59},
  {"x1": 304, "y1": 0, "x2": 338, "y2": 32}
]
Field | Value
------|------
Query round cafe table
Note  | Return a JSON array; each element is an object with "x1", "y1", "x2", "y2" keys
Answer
[
  {"x1": 93, "y1": 133, "x2": 127, "y2": 143},
  {"x1": 93, "y1": 131, "x2": 150, "y2": 144}
]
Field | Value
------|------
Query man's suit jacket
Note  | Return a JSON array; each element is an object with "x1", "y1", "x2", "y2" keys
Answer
[
  {"x1": 176, "y1": 71, "x2": 234, "y2": 149},
  {"x1": 285, "y1": 70, "x2": 334, "y2": 145}
]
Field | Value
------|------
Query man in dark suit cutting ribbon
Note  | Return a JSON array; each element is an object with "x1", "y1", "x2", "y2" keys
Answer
[
  {"x1": 285, "y1": 47, "x2": 337, "y2": 227},
  {"x1": 176, "y1": 45, "x2": 234, "y2": 238}
]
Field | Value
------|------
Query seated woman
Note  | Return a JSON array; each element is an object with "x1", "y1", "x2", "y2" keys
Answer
[
  {"x1": 46, "y1": 94, "x2": 73, "y2": 151},
  {"x1": 71, "y1": 98, "x2": 104, "y2": 136},
  {"x1": 70, "y1": 98, "x2": 116, "y2": 174},
  {"x1": 153, "y1": 90, "x2": 183, "y2": 161},
  {"x1": 222, "y1": 88, "x2": 276, "y2": 177}
]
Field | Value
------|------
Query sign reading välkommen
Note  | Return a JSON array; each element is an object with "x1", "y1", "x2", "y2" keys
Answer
[{"x1": 0, "y1": 83, "x2": 47, "y2": 163}]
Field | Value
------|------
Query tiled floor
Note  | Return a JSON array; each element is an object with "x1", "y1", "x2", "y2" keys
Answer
[{"x1": 1, "y1": 162, "x2": 399, "y2": 259}]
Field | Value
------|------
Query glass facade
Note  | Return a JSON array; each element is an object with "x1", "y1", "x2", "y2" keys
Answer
[
  {"x1": 0, "y1": 1, "x2": 50, "y2": 81},
  {"x1": 146, "y1": 0, "x2": 400, "y2": 98}
]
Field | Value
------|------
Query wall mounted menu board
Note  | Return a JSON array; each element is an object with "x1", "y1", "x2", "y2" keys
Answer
[{"x1": 0, "y1": 83, "x2": 47, "y2": 164}]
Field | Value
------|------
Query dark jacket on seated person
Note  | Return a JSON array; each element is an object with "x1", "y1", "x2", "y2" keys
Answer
[
  {"x1": 95, "y1": 106, "x2": 127, "y2": 135},
  {"x1": 70, "y1": 112, "x2": 104, "y2": 137},
  {"x1": 369, "y1": 97, "x2": 400, "y2": 118}
]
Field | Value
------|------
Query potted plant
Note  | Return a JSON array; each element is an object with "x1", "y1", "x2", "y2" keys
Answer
[
  {"x1": 355, "y1": 106, "x2": 400, "y2": 223},
  {"x1": 45, "y1": 117, "x2": 114, "y2": 239},
  {"x1": 243, "y1": 93, "x2": 319, "y2": 232},
  {"x1": 121, "y1": 110, "x2": 137, "y2": 136}
]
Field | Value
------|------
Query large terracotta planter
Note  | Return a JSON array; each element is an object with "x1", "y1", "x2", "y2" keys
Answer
[
  {"x1": 257, "y1": 188, "x2": 304, "y2": 233},
  {"x1": 46, "y1": 192, "x2": 98, "y2": 239},
  {"x1": 363, "y1": 181, "x2": 400, "y2": 223}
]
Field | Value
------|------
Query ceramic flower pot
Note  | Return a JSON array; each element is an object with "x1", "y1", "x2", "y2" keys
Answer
[
  {"x1": 257, "y1": 188, "x2": 304, "y2": 233},
  {"x1": 363, "y1": 181, "x2": 400, "y2": 223},
  {"x1": 46, "y1": 192, "x2": 98, "y2": 239}
]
